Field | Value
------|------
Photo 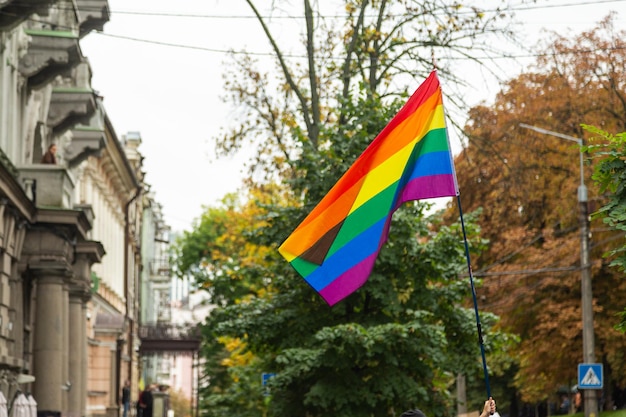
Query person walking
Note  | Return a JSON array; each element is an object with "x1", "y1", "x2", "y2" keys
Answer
[
  {"x1": 139, "y1": 384, "x2": 155, "y2": 417},
  {"x1": 121, "y1": 380, "x2": 130, "y2": 417},
  {"x1": 136, "y1": 384, "x2": 153, "y2": 417}
]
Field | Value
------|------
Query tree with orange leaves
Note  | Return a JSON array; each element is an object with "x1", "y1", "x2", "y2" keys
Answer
[{"x1": 450, "y1": 14, "x2": 626, "y2": 409}]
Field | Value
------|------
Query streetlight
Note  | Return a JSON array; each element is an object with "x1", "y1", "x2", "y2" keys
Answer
[{"x1": 519, "y1": 123, "x2": 597, "y2": 417}]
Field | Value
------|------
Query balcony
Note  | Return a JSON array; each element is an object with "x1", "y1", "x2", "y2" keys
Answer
[
  {"x1": 149, "y1": 258, "x2": 171, "y2": 283},
  {"x1": 66, "y1": 127, "x2": 106, "y2": 167},
  {"x1": 47, "y1": 87, "x2": 97, "y2": 135},
  {"x1": 138, "y1": 323, "x2": 201, "y2": 354},
  {"x1": 17, "y1": 164, "x2": 75, "y2": 208},
  {"x1": 76, "y1": 0, "x2": 110, "y2": 37},
  {"x1": 19, "y1": 29, "x2": 81, "y2": 88}
]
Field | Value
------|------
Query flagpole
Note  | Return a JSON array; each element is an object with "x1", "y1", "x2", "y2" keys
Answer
[{"x1": 456, "y1": 195, "x2": 493, "y2": 402}]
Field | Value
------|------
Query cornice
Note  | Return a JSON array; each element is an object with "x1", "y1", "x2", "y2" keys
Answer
[
  {"x1": 75, "y1": 240, "x2": 106, "y2": 264},
  {"x1": 26, "y1": 260, "x2": 74, "y2": 281},
  {"x1": 104, "y1": 115, "x2": 141, "y2": 192},
  {"x1": 34, "y1": 206, "x2": 92, "y2": 239}
]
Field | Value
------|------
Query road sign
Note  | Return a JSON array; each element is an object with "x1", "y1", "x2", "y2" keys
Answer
[
  {"x1": 578, "y1": 363, "x2": 603, "y2": 389},
  {"x1": 262, "y1": 372, "x2": 276, "y2": 397},
  {"x1": 262, "y1": 372, "x2": 276, "y2": 386}
]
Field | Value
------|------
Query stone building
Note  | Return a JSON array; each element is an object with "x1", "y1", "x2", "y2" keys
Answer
[{"x1": 0, "y1": 1, "x2": 150, "y2": 417}]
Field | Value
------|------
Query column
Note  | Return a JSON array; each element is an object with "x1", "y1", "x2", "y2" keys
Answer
[
  {"x1": 21, "y1": 209, "x2": 96, "y2": 417},
  {"x1": 81, "y1": 303, "x2": 89, "y2": 417},
  {"x1": 68, "y1": 293, "x2": 86, "y2": 417},
  {"x1": 33, "y1": 272, "x2": 67, "y2": 413},
  {"x1": 62, "y1": 284, "x2": 70, "y2": 412},
  {"x1": 70, "y1": 243, "x2": 103, "y2": 417}
]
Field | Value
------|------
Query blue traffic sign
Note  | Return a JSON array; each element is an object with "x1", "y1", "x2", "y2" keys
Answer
[
  {"x1": 262, "y1": 372, "x2": 276, "y2": 386},
  {"x1": 578, "y1": 363, "x2": 603, "y2": 389},
  {"x1": 262, "y1": 372, "x2": 276, "y2": 397}
]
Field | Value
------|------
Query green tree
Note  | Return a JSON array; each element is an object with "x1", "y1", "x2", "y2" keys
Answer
[
  {"x1": 199, "y1": 195, "x2": 507, "y2": 417},
  {"x1": 173, "y1": 188, "x2": 286, "y2": 416},
  {"x1": 174, "y1": 92, "x2": 512, "y2": 416},
  {"x1": 174, "y1": 1, "x2": 523, "y2": 415},
  {"x1": 582, "y1": 125, "x2": 626, "y2": 335}
]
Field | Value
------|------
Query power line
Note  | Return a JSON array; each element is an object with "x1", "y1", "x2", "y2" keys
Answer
[
  {"x1": 473, "y1": 266, "x2": 579, "y2": 277},
  {"x1": 90, "y1": 31, "x2": 626, "y2": 61},
  {"x1": 92, "y1": 32, "x2": 308, "y2": 57},
  {"x1": 7, "y1": 0, "x2": 626, "y2": 59},
  {"x1": 4, "y1": 0, "x2": 626, "y2": 20},
  {"x1": 77, "y1": 0, "x2": 626, "y2": 19},
  {"x1": 95, "y1": 32, "x2": 249, "y2": 55},
  {"x1": 506, "y1": 0, "x2": 626, "y2": 12}
]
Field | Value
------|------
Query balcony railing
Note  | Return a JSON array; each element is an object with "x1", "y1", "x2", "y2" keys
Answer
[{"x1": 149, "y1": 258, "x2": 171, "y2": 282}]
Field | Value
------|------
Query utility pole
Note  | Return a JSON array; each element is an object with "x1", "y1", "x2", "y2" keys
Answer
[{"x1": 519, "y1": 124, "x2": 597, "y2": 417}]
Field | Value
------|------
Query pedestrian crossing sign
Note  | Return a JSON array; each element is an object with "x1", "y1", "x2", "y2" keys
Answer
[{"x1": 578, "y1": 363, "x2": 603, "y2": 389}]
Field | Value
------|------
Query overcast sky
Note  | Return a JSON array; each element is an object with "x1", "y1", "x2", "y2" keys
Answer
[{"x1": 79, "y1": 0, "x2": 626, "y2": 232}]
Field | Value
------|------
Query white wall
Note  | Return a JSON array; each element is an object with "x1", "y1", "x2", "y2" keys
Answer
[{"x1": 78, "y1": 159, "x2": 126, "y2": 296}]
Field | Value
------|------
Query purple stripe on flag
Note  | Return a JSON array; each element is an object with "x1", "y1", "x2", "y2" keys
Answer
[
  {"x1": 318, "y1": 253, "x2": 379, "y2": 306},
  {"x1": 396, "y1": 174, "x2": 457, "y2": 207}
]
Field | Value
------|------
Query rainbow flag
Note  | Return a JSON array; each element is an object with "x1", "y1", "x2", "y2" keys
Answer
[{"x1": 278, "y1": 71, "x2": 458, "y2": 306}]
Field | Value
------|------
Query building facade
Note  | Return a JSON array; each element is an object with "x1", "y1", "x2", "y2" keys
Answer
[
  {"x1": 138, "y1": 226, "x2": 203, "y2": 417},
  {"x1": 0, "y1": 2, "x2": 153, "y2": 417},
  {"x1": 139, "y1": 189, "x2": 171, "y2": 388}
]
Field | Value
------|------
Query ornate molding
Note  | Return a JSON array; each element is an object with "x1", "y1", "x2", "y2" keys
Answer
[
  {"x1": 26, "y1": 259, "x2": 74, "y2": 282},
  {"x1": 0, "y1": 0, "x2": 56, "y2": 31},
  {"x1": 21, "y1": 232, "x2": 75, "y2": 264},
  {"x1": 47, "y1": 88, "x2": 97, "y2": 135},
  {"x1": 18, "y1": 30, "x2": 81, "y2": 88},
  {"x1": 76, "y1": 0, "x2": 110, "y2": 37},
  {"x1": 69, "y1": 271, "x2": 96, "y2": 303},
  {"x1": 70, "y1": 239, "x2": 103, "y2": 304},
  {"x1": 66, "y1": 128, "x2": 106, "y2": 167},
  {"x1": 86, "y1": 157, "x2": 126, "y2": 224}
]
